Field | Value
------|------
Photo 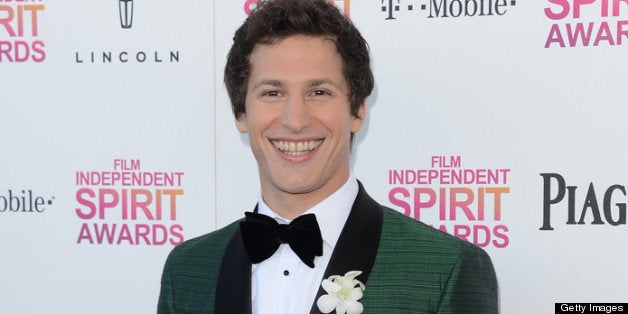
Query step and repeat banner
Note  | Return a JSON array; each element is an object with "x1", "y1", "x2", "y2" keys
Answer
[{"x1": 2, "y1": 0, "x2": 626, "y2": 313}]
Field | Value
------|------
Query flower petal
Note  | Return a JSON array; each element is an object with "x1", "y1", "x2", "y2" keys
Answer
[
  {"x1": 356, "y1": 281, "x2": 366, "y2": 291},
  {"x1": 350, "y1": 287, "x2": 363, "y2": 300},
  {"x1": 344, "y1": 270, "x2": 362, "y2": 279},
  {"x1": 336, "y1": 302, "x2": 348, "y2": 314},
  {"x1": 341, "y1": 278, "x2": 356, "y2": 289},
  {"x1": 321, "y1": 279, "x2": 342, "y2": 294},
  {"x1": 317, "y1": 295, "x2": 340, "y2": 313},
  {"x1": 345, "y1": 300, "x2": 364, "y2": 314}
]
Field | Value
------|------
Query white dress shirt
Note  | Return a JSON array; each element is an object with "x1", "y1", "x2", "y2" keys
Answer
[{"x1": 251, "y1": 174, "x2": 359, "y2": 314}]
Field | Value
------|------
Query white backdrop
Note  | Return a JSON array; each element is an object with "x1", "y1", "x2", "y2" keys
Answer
[{"x1": 2, "y1": 0, "x2": 627, "y2": 313}]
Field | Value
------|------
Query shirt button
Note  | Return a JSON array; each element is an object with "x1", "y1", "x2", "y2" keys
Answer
[{"x1": 283, "y1": 270, "x2": 290, "y2": 276}]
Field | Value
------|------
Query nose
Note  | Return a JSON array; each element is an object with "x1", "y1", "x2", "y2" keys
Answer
[{"x1": 280, "y1": 96, "x2": 310, "y2": 133}]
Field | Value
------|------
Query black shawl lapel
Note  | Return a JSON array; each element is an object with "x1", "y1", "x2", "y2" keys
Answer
[
  {"x1": 309, "y1": 181, "x2": 383, "y2": 314},
  {"x1": 215, "y1": 227, "x2": 252, "y2": 314}
]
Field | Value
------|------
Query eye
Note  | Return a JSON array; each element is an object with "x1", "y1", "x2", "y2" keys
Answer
[
  {"x1": 262, "y1": 90, "x2": 281, "y2": 97},
  {"x1": 311, "y1": 89, "x2": 331, "y2": 96}
]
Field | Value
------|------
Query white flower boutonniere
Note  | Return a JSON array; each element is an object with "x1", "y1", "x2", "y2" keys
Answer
[{"x1": 316, "y1": 270, "x2": 366, "y2": 314}]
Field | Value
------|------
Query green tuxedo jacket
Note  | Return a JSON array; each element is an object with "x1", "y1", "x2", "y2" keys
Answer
[{"x1": 158, "y1": 183, "x2": 498, "y2": 313}]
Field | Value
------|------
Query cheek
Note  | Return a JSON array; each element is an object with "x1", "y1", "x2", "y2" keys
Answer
[{"x1": 241, "y1": 113, "x2": 275, "y2": 139}]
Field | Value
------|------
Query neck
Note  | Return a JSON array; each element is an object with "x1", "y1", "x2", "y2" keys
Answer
[{"x1": 261, "y1": 172, "x2": 350, "y2": 220}]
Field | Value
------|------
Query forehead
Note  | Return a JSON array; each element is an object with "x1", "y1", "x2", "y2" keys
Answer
[
  {"x1": 251, "y1": 34, "x2": 338, "y2": 55},
  {"x1": 247, "y1": 35, "x2": 345, "y2": 84}
]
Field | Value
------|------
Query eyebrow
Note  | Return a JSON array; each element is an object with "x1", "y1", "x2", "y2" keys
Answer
[
  {"x1": 251, "y1": 79, "x2": 284, "y2": 92},
  {"x1": 250, "y1": 78, "x2": 345, "y2": 92},
  {"x1": 306, "y1": 78, "x2": 345, "y2": 91}
]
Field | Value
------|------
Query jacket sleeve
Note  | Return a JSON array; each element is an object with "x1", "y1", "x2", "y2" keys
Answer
[
  {"x1": 437, "y1": 246, "x2": 499, "y2": 314},
  {"x1": 157, "y1": 256, "x2": 176, "y2": 314}
]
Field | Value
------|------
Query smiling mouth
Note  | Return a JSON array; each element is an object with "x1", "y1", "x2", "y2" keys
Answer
[{"x1": 271, "y1": 139, "x2": 323, "y2": 157}]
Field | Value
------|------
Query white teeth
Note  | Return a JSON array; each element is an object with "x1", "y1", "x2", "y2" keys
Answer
[{"x1": 272, "y1": 140, "x2": 322, "y2": 156}]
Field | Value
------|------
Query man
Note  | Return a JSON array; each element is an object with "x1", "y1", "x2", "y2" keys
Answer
[{"x1": 158, "y1": 0, "x2": 498, "y2": 313}]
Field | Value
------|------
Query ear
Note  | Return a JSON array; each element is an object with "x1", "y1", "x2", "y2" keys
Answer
[
  {"x1": 350, "y1": 102, "x2": 366, "y2": 133},
  {"x1": 235, "y1": 114, "x2": 248, "y2": 133}
]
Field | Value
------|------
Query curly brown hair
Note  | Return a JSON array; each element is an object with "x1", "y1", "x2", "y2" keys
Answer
[{"x1": 224, "y1": 0, "x2": 374, "y2": 119}]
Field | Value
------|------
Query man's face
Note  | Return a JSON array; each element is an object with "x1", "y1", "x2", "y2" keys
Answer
[{"x1": 236, "y1": 35, "x2": 365, "y2": 214}]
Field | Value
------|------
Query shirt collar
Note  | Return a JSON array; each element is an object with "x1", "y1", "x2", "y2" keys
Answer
[{"x1": 256, "y1": 173, "x2": 358, "y2": 250}]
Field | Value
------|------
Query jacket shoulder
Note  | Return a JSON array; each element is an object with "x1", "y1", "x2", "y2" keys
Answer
[
  {"x1": 161, "y1": 221, "x2": 241, "y2": 290},
  {"x1": 364, "y1": 208, "x2": 498, "y2": 313},
  {"x1": 158, "y1": 221, "x2": 241, "y2": 313},
  {"x1": 379, "y1": 207, "x2": 484, "y2": 257},
  {"x1": 166, "y1": 221, "x2": 238, "y2": 271}
]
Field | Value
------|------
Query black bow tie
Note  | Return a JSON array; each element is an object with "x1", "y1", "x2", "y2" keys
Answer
[{"x1": 239, "y1": 211, "x2": 323, "y2": 268}]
